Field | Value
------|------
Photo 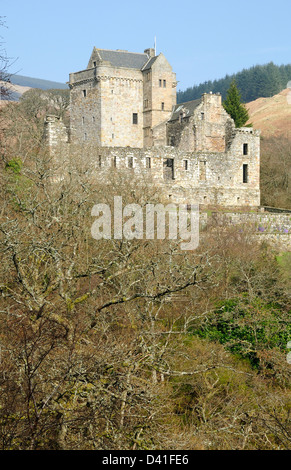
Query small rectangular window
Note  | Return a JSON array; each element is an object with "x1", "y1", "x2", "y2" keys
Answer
[
  {"x1": 92, "y1": 116, "x2": 95, "y2": 123},
  {"x1": 199, "y1": 161, "x2": 206, "y2": 181},
  {"x1": 83, "y1": 89, "x2": 87, "y2": 98},
  {"x1": 243, "y1": 164, "x2": 248, "y2": 183},
  {"x1": 128, "y1": 156, "x2": 133, "y2": 168},
  {"x1": 161, "y1": 102, "x2": 165, "y2": 111},
  {"x1": 133, "y1": 113, "x2": 138, "y2": 125},
  {"x1": 93, "y1": 61, "x2": 97, "y2": 67},
  {"x1": 84, "y1": 132, "x2": 87, "y2": 141},
  {"x1": 184, "y1": 160, "x2": 188, "y2": 170},
  {"x1": 159, "y1": 79, "x2": 162, "y2": 87},
  {"x1": 163, "y1": 80, "x2": 166, "y2": 88},
  {"x1": 82, "y1": 117, "x2": 85, "y2": 125},
  {"x1": 113, "y1": 156, "x2": 117, "y2": 168},
  {"x1": 146, "y1": 157, "x2": 151, "y2": 169},
  {"x1": 201, "y1": 112, "x2": 205, "y2": 120},
  {"x1": 98, "y1": 155, "x2": 102, "y2": 167},
  {"x1": 243, "y1": 143, "x2": 248, "y2": 155}
]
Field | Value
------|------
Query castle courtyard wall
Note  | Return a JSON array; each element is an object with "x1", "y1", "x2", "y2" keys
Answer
[{"x1": 63, "y1": 144, "x2": 260, "y2": 207}]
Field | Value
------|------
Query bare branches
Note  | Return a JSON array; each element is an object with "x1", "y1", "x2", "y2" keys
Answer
[
  {"x1": 0, "y1": 17, "x2": 13, "y2": 100},
  {"x1": 0, "y1": 146, "x2": 290, "y2": 450}
]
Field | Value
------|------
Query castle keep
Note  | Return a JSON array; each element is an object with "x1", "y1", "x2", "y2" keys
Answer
[
  {"x1": 47, "y1": 46, "x2": 261, "y2": 208},
  {"x1": 69, "y1": 47, "x2": 176, "y2": 148}
]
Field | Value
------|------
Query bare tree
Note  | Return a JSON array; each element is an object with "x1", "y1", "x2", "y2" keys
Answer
[
  {"x1": 0, "y1": 140, "x2": 290, "y2": 449},
  {"x1": 0, "y1": 17, "x2": 12, "y2": 100},
  {"x1": 261, "y1": 136, "x2": 291, "y2": 209}
]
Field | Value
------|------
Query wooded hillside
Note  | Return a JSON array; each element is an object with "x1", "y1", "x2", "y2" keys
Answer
[{"x1": 178, "y1": 62, "x2": 291, "y2": 104}]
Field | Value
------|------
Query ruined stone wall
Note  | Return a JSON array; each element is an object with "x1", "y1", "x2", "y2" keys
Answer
[
  {"x1": 151, "y1": 121, "x2": 168, "y2": 147},
  {"x1": 166, "y1": 117, "x2": 195, "y2": 151},
  {"x1": 65, "y1": 143, "x2": 260, "y2": 207},
  {"x1": 167, "y1": 93, "x2": 234, "y2": 153},
  {"x1": 228, "y1": 128, "x2": 260, "y2": 198},
  {"x1": 194, "y1": 94, "x2": 232, "y2": 152},
  {"x1": 44, "y1": 115, "x2": 69, "y2": 147},
  {"x1": 203, "y1": 210, "x2": 291, "y2": 252}
]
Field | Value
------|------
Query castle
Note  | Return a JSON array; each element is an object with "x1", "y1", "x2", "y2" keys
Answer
[{"x1": 45, "y1": 47, "x2": 261, "y2": 208}]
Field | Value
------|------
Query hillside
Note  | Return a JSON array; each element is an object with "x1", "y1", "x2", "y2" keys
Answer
[
  {"x1": 10, "y1": 74, "x2": 68, "y2": 91},
  {"x1": 247, "y1": 88, "x2": 291, "y2": 137},
  {"x1": 0, "y1": 80, "x2": 32, "y2": 104},
  {"x1": 177, "y1": 62, "x2": 291, "y2": 104},
  {"x1": 0, "y1": 74, "x2": 68, "y2": 103}
]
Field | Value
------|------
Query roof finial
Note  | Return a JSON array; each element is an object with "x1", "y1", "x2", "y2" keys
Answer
[{"x1": 154, "y1": 36, "x2": 157, "y2": 56}]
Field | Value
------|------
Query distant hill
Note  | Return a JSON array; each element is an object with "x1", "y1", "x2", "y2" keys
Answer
[
  {"x1": 0, "y1": 75, "x2": 68, "y2": 102},
  {"x1": 177, "y1": 62, "x2": 291, "y2": 104},
  {"x1": 246, "y1": 88, "x2": 291, "y2": 137},
  {"x1": 0, "y1": 81, "x2": 32, "y2": 103},
  {"x1": 10, "y1": 74, "x2": 68, "y2": 91}
]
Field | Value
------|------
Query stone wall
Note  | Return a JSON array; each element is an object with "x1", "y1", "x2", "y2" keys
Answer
[
  {"x1": 69, "y1": 65, "x2": 144, "y2": 148},
  {"x1": 163, "y1": 92, "x2": 261, "y2": 207},
  {"x1": 100, "y1": 65, "x2": 144, "y2": 148},
  {"x1": 209, "y1": 211, "x2": 291, "y2": 233},
  {"x1": 202, "y1": 210, "x2": 291, "y2": 251},
  {"x1": 69, "y1": 69, "x2": 102, "y2": 145},
  {"x1": 167, "y1": 93, "x2": 235, "y2": 153},
  {"x1": 148, "y1": 54, "x2": 176, "y2": 130},
  {"x1": 44, "y1": 115, "x2": 69, "y2": 147},
  {"x1": 195, "y1": 94, "x2": 231, "y2": 153},
  {"x1": 64, "y1": 143, "x2": 260, "y2": 207}
]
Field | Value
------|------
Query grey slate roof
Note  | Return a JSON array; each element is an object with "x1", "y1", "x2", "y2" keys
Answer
[
  {"x1": 141, "y1": 56, "x2": 159, "y2": 71},
  {"x1": 169, "y1": 98, "x2": 202, "y2": 122},
  {"x1": 94, "y1": 49, "x2": 149, "y2": 70}
]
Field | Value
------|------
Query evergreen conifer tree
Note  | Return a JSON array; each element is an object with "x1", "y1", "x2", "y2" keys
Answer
[{"x1": 223, "y1": 80, "x2": 250, "y2": 127}]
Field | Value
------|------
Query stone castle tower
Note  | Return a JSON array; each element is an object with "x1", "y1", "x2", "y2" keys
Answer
[
  {"x1": 45, "y1": 46, "x2": 261, "y2": 209},
  {"x1": 69, "y1": 47, "x2": 176, "y2": 148}
]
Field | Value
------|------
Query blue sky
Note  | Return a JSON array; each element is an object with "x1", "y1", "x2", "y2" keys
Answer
[{"x1": 1, "y1": 0, "x2": 291, "y2": 91}]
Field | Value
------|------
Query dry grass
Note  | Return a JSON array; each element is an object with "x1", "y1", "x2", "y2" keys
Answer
[{"x1": 247, "y1": 89, "x2": 291, "y2": 138}]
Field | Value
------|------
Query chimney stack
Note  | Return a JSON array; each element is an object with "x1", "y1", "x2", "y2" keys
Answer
[{"x1": 144, "y1": 48, "x2": 155, "y2": 58}]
